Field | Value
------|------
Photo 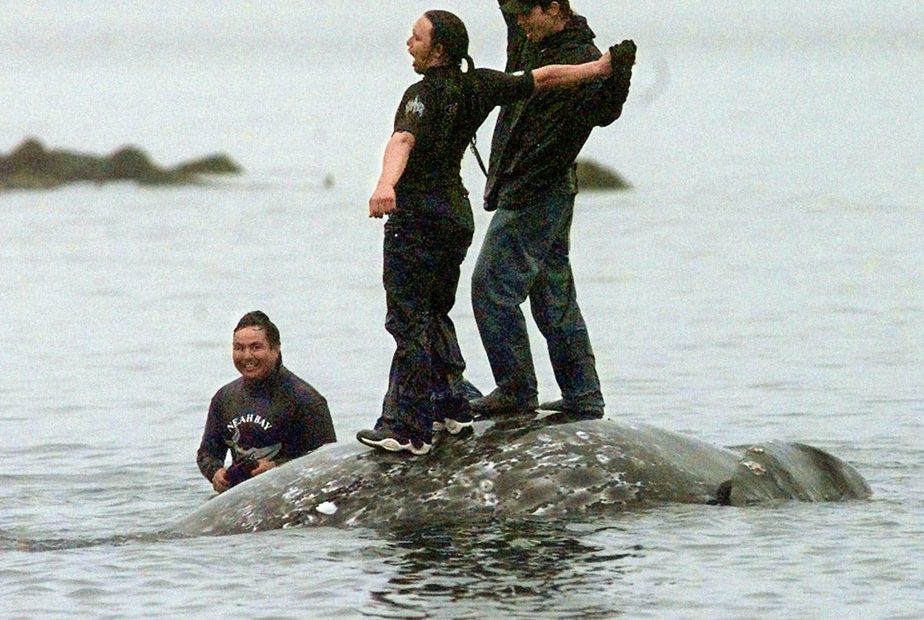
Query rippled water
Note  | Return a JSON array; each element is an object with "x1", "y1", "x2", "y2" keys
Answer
[{"x1": 2, "y1": 2, "x2": 922, "y2": 618}]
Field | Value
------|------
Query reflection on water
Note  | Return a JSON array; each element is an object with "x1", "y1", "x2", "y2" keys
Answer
[
  {"x1": 2, "y1": 516, "x2": 648, "y2": 617},
  {"x1": 0, "y1": 532, "x2": 164, "y2": 554},
  {"x1": 368, "y1": 520, "x2": 642, "y2": 618}
]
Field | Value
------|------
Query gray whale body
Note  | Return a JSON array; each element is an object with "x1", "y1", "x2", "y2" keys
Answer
[{"x1": 168, "y1": 415, "x2": 871, "y2": 536}]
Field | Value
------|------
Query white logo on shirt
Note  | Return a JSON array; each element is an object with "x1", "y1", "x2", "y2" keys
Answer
[
  {"x1": 227, "y1": 414, "x2": 273, "y2": 433},
  {"x1": 405, "y1": 96, "x2": 425, "y2": 118}
]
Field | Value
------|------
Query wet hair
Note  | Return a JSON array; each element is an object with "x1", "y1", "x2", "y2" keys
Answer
[
  {"x1": 424, "y1": 10, "x2": 474, "y2": 71},
  {"x1": 536, "y1": 1, "x2": 573, "y2": 18},
  {"x1": 234, "y1": 310, "x2": 281, "y2": 348}
]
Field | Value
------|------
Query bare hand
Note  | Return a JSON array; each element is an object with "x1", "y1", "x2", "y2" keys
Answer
[
  {"x1": 250, "y1": 458, "x2": 276, "y2": 476},
  {"x1": 369, "y1": 184, "x2": 397, "y2": 218},
  {"x1": 212, "y1": 467, "x2": 230, "y2": 493}
]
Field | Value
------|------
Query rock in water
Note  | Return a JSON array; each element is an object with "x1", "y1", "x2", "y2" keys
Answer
[
  {"x1": 0, "y1": 137, "x2": 242, "y2": 190},
  {"x1": 575, "y1": 158, "x2": 631, "y2": 191}
]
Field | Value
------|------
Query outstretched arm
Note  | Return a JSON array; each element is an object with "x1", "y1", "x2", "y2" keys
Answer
[
  {"x1": 531, "y1": 51, "x2": 613, "y2": 92},
  {"x1": 369, "y1": 131, "x2": 416, "y2": 219}
]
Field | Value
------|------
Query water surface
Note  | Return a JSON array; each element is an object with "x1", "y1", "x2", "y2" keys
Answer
[{"x1": 1, "y1": 2, "x2": 922, "y2": 618}]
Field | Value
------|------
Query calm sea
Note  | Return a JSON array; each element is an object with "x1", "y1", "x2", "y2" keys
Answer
[{"x1": 1, "y1": 2, "x2": 922, "y2": 618}]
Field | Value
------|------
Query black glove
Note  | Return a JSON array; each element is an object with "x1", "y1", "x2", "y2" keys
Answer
[
  {"x1": 225, "y1": 457, "x2": 258, "y2": 488},
  {"x1": 610, "y1": 39, "x2": 637, "y2": 72}
]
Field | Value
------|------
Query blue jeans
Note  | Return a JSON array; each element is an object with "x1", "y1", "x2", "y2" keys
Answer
[{"x1": 471, "y1": 193, "x2": 603, "y2": 407}]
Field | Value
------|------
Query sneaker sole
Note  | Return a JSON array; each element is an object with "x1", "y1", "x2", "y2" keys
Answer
[
  {"x1": 444, "y1": 418, "x2": 474, "y2": 435},
  {"x1": 357, "y1": 435, "x2": 431, "y2": 455}
]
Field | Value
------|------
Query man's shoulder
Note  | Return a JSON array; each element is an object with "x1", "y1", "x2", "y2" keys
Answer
[
  {"x1": 397, "y1": 79, "x2": 435, "y2": 121},
  {"x1": 276, "y1": 366, "x2": 325, "y2": 402},
  {"x1": 208, "y1": 377, "x2": 245, "y2": 417},
  {"x1": 545, "y1": 15, "x2": 600, "y2": 63},
  {"x1": 401, "y1": 78, "x2": 435, "y2": 101},
  {"x1": 213, "y1": 377, "x2": 244, "y2": 398},
  {"x1": 547, "y1": 38, "x2": 599, "y2": 64}
]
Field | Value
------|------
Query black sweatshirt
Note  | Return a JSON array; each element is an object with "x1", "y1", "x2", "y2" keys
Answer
[
  {"x1": 196, "y1": 361, "x2": 336, "y2": 482},
  {"x1": 485, "y1": 8, "x2": 633, "y2": 210}
]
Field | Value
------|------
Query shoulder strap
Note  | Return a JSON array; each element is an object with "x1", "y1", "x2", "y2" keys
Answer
[{"x1": 469, "y1": 137, "x2": 488, "y2": 177}]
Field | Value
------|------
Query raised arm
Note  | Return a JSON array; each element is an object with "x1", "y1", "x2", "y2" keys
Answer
[{"x1": 369, "y1": 131, "x2": 416, "y2": 219}]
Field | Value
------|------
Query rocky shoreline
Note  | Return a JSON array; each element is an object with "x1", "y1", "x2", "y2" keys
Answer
[
  {"x1": 2, "y1": 138, "x2": 629, "y2": 193},
  {"x1": 0, "y1": 138, "x2": 241, "y2": 190}
]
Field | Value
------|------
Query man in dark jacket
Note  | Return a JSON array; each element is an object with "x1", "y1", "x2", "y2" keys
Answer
[
  {"x1": 197, "y1": 311, "x2": 336, "y2": 493},
  {"x1": 471, "y1": 1, "x2": 635, "y2": 416}
]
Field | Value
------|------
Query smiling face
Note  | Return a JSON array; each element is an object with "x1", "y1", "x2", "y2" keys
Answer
[
  {"x1": 407, "y1": 16, "x2": 443, "y2": 74},
  {"x1": 516, "y1": 3, "x2": 564, "y2": 42},
  {"x1": 232, "y1": 326, "x2": 280, "y2": 381}
]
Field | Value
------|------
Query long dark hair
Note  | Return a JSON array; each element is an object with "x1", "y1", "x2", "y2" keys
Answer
[
  {"x1": 423, "y1": 10, "x2": 489, "y2": 174},
  {"x1": 424, "y1": 10, "x2": 474, "y2": 72}
]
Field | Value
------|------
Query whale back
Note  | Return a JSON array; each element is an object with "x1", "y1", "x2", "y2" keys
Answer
[
  {"x1": 167, "y1": 418, "x2": 871, "y2": 537},
  {"x1": 169, "y1": 417, "x2": 742, "y2": 535},
  {"x1": 723, "y1": 441, "x2": 873, "y2": 506}
]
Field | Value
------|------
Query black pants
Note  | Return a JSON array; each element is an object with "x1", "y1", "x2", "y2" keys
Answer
[{"x1": 379, "y1": 196, "x2": 473, "y2": 438}]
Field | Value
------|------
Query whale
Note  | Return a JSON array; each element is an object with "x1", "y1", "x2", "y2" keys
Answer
[{"x1": 167, "y1": 413, "x2": 871, "y2": 537}]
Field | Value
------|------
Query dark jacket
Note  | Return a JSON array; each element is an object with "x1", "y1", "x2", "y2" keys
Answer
[
  {"x1": 484, "y1": 8, "x2": 633, "y2": 210},
  {"x1": 196, "y1": 360, "x2": 336, "y2": 482}
]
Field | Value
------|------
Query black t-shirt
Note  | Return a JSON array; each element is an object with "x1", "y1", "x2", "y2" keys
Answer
[{"x1": 393, "y1": 66, "x2": 533, "y2": 198}]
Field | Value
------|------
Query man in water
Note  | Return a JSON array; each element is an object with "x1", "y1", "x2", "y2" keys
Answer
[
  {"x1": 356, "y1": 9, "x2": 622, "y2": 455},
  {"x1": 470, "y1": 1, "x2": 635, "y2": 417},
  {"x1": 197, "y1": 311, "x2": 336, "y2": 492}
]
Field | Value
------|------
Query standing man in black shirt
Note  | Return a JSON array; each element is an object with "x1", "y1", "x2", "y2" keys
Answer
[
  {"x1": 470, "y1": 1, "x2": 636, "y2": 418},
  {"x1": 356, "y1": 10, "x2": 620, "y2": 455},
  {"x1": 197, "y1": 311, "x2": 336, "y2": 492}
]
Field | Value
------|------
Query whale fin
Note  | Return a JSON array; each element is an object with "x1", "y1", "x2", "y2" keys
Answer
[{"x1": 712, "y1": 480, "x2": 733, "y2": 506}]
